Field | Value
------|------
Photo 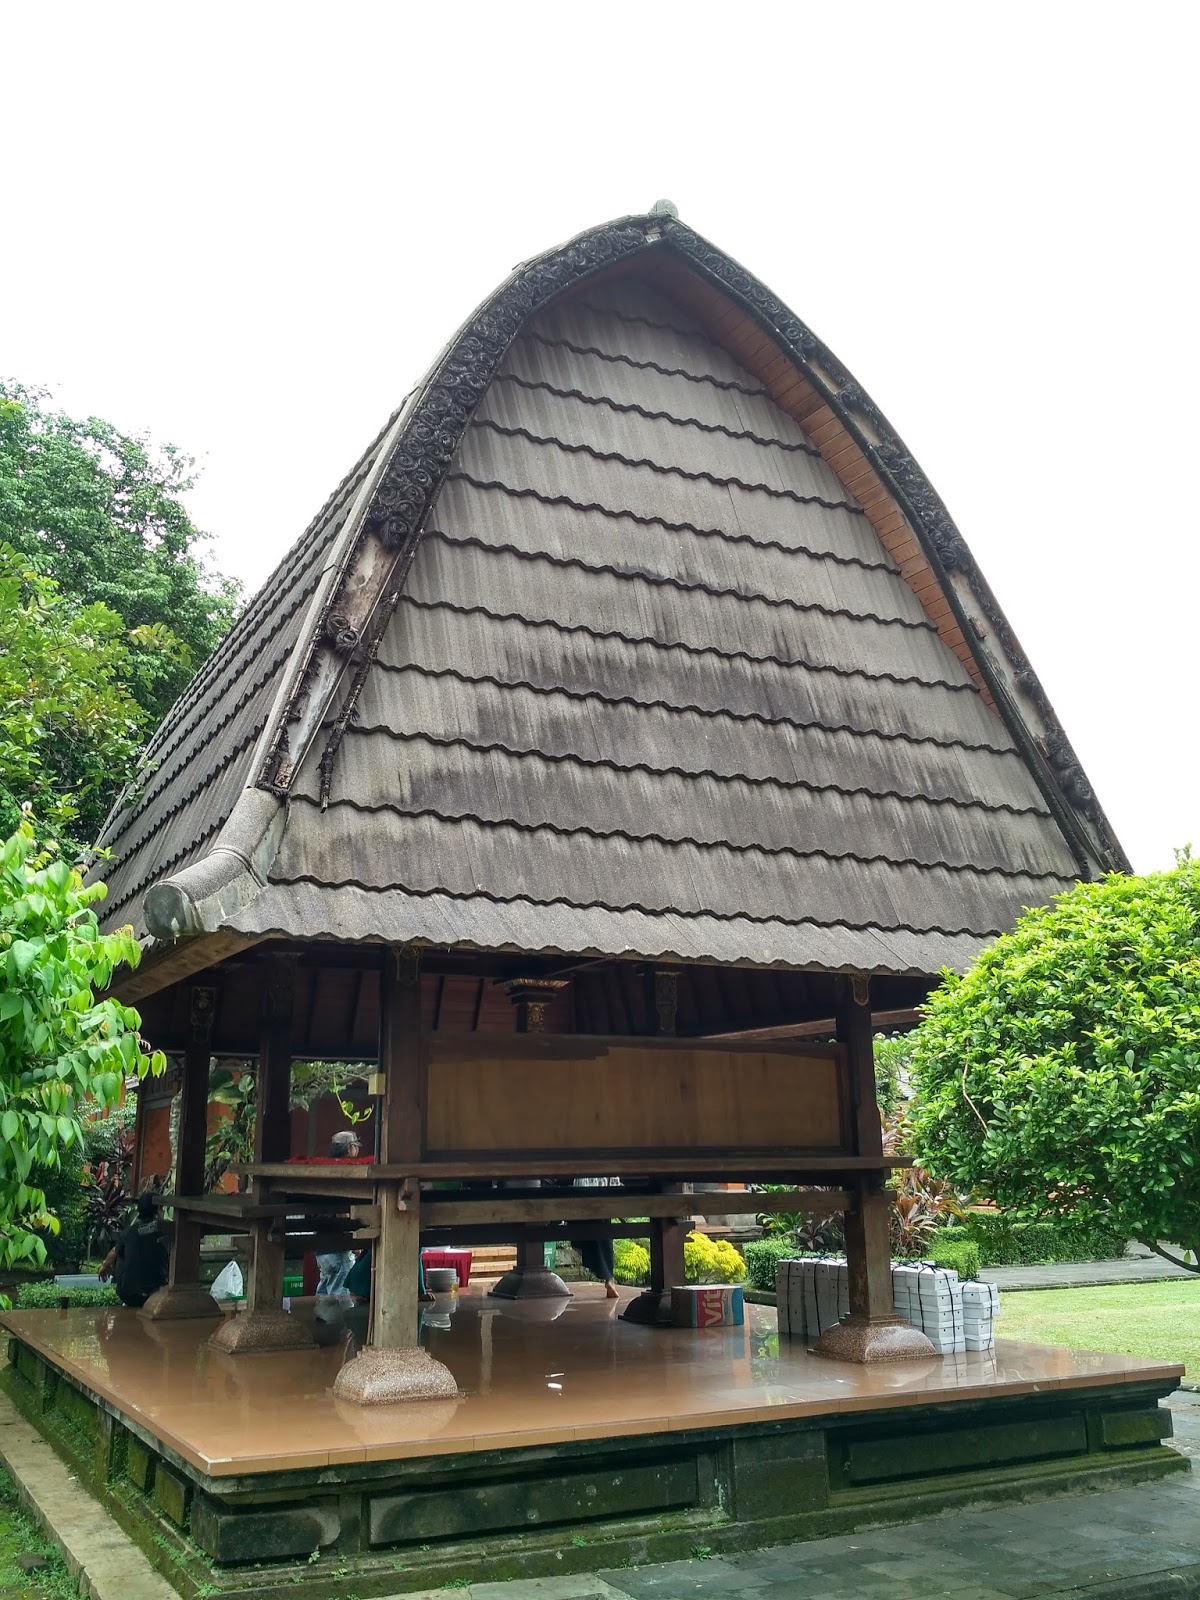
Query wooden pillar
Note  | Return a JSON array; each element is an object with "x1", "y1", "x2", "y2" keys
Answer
[
  {"x1": 242, "y1": 957, "x2": 295, "y2": 1319},
  {"x1": 624, "y1": 968, "x2": 688, "y2": 1324},
  {"x1": 141, "y1": 989, "x2": 221, "y2": 1320},
  {"x1": 812, "y1": 975, "x2": 933, "y2": 1362},
  {"x1": 209, "y1": 957, "x2": 313, "y2": 1352},
  {"x1": 486, "y1": 977, "x2": 572, "y2": 1300},
  {"x1": 170, "y1": 988, "x2": 213, "y2": 1286},
  {"x1": 334, "y1": 946, "x2": 458, "y2": 1402},
  {"x1": 254, "y1": 955, "x2": 296, "y2": 1165},
  {"x1": 382, "y1": 946, "x2": 422, "y2": 1167},
  {"x1": 839, "y1": 974, "x2": 883, "y2": 1159},
  {"x1": 373, "y1": 1181, "x2": 421, "y2": 1350},
  {"x1": 131, "y1": 1073, "x2": 149, "y2": 1195}
]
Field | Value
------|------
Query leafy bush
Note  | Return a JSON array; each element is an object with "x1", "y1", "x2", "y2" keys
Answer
[
  {"x1": 926, "y1": 1234, "x2": 982, "y2": 1280},
  {"x1": 757, "y1": 1187, "x2": 846, "y2": 1253},
  {"x1": 743, "y1": 1236, "x2": 800, "y2": 1293},
  {"x1": 911, "y1": 856, "x2": 1200, "y2": 1270},
  {"x1": 962, "y1": 1212, "x2": 1128, "y2": 1267},
  {"x1": 613, "y1": 1240, "x2": 649, "y2": 1286},
  {"x1": 684, "y1": 1232, "x2": 744, "y2": 1284},
  {"x1": 36, "y1": 1146, "x2": 88, "y2": 1270},
  {"x1": 16, "y1": 1281, "x2": 119, "y2": 1308},
  {"x1": 873, "y1": 1034, "x2": 912, "y2": 1119}
]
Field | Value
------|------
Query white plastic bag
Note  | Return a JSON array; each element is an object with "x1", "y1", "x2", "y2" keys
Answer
[{"x1": 211, "y1": 1260, "x2": 244, "y2": 1301}]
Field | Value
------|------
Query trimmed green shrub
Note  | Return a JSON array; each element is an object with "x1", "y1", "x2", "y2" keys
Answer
[
  {"x1": 613, "y1": 1240, "x2": 650, "y2": 1286},
  {"x1": 963, "y1": 1212, "x2": 1128, "y2": 1267},
  {"x1": 743, "y1": 1235, "x2": 800, "y2": 1293},
  {"x1": 16, "y1": 1281, "x2": 120, "y2": 1308},
  {"x1": 926, "y1": 1234, "x2": 982, "y2": 1281},
  {"x1": 685, "y1": 1232, "x2": 744, "y2": 1284}
]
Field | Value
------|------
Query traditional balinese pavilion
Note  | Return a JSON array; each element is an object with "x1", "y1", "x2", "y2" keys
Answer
[{"x1": 2, "y1": 205, "x2": 1183, "y2": 1594}]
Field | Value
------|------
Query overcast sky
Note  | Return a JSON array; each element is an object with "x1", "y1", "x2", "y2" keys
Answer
[{"x1": 4, "y1": 4, "x2": 1195, "y2": 874}]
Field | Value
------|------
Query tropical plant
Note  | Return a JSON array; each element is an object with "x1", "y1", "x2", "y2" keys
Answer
[
  {"x1": 883, "y1": 1102, "x2": 965, "y2": 1257},
  {"x1": 204, "y1": 1069, "x2": 255, "y2": 1192},
  {"x1": 911, "y1": 854, "x2": 1200, "y2": 1273},
  {"x1": 0, "y1": 816, "x2": 163, "y2": 1270},
  {"x1": 83, "y1": 1163, "x2": 131, "y2": 1259},
  {"x1": 755, "y1": 1185, "x2": 846, "y2": 1253}
]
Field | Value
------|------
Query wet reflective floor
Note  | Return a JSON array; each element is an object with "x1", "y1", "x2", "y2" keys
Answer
[{"x1": 1, "y1": 1289, "x2": 1181, "y2": 1477}]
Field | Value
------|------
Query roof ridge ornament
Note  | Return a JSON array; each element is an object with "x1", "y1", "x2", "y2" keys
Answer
[{"x1": 650, "y1": 198, "x2": 679, "y2": 218}]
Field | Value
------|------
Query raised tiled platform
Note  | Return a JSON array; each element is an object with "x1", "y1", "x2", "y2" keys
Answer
[{"x1": 1, "y1": 1289, "x2": 1187, "y2": 1598}]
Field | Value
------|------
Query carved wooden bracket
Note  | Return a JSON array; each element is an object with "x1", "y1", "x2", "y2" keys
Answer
[
  {"x1": 188, "y1": 986, "x2": 217, "y2": 1046},
  {"x1": 503, "y1": 978, "x2": 570, "y2": 1034}
]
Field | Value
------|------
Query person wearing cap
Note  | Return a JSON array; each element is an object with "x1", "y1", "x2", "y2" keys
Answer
[{"x1": 315, "y1": 1130, "x2": 363, "y2": 1295}]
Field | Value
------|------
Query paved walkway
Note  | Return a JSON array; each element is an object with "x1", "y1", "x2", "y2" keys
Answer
[
  {"x1": 983, "y1": 1256, "x2": 1198, "y2": 1291},
  {"x1": 392, "y1": 1391, "x2": 1200, "y2": 1600}
]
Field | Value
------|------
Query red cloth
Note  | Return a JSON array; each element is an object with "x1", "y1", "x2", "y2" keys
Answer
[
  {"x1": 421, "y1": 1248, "x2": 473, "y2": 1288},
  {"x1": 302, "y1": 1251, "x2": 319, "y2": 1295}
]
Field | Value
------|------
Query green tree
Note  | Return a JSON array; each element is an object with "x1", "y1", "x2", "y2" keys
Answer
[
  {"x1": 910, "y1": 855, "x2": 1200, "y2": 1272},
  {"x1": 0, "y1": 544, "x2": 150, "y2": 850},
  {"x1": 0, "y1": 382, "x2": 240, "y2": 729},
  {"x1": 0, "y1": 817, "x2": 163, "y2": 1270}
]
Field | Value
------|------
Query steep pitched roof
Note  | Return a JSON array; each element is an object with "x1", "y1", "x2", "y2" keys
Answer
[{"x1": 93, "y1": 208, "x2": 1126, "y2": 983}]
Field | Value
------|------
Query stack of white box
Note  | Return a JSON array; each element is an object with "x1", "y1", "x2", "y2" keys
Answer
[
  {"x1": 776, "y1": 1257, "x2": 849, "y2": 1339},
  {"x1": 777, "y1": 1259, "x2": 998, "y2": 1353},
  {"x1": 892, "y1": 1264, "x2": 964, "y2": 1353},
  {"x1": 961, "y1": 1280, "x2": 999, "y2": 1350}
]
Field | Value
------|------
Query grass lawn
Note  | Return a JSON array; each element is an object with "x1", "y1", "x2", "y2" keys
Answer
[
  {"x1": 998, "y1": 1279, "x2": 1200, "y2": 1375},
  {"x1": 0, "y1": 1470, "x2": 75, "y2": 1599}
]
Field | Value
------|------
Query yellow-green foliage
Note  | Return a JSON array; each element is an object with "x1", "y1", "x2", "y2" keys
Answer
[
  {"x1": 684, "y1": 1232, "x2": 745, "y2": 1284},
  {"x1": 612, "y1": 1233, "x2": 745, "y2": 1286},
  {"x1": 613, "y1": 1240, "x2": 649, "y2": 1285}
]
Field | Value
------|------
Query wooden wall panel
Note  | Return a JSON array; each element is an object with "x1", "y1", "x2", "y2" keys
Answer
[{"x1": 424, "y1": 1035, "x2": 845, "y2": 1157}]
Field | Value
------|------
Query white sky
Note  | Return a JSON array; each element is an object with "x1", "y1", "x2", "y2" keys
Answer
[{"x1": 4, "y1": 3, "x2": 1196, "y2": 874}]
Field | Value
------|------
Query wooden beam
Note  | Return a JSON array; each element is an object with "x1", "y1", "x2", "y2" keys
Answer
[
  {"x1": 688, "y1": 1007, "x2": 922, "y2": 1042},
  {"x1": 240, "y1": 1154, "x2": 907, "y2": 1183},
  {"x1": 420, "y1": 1188, "x2": 848, "y2": 1228}
]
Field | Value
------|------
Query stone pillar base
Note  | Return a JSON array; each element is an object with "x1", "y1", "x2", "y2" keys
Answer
[
  {"x1": 332, "y1": 1346, "x2": 459, "y2": 1405},
  {"x1": 209, "y1": 1311, "x2": 315, "y2": 1354},
  {"x1": 139, "y1": 1285, "x2": 220, "y2": 1321},
  {"x1": 619, "y1": 1287, "x2": 674, "y2": 1326},
  {"x1": 812, "y1": 1314, "x2": 936, "y2": 1363},
  {"x1": 488, "y1": 1265, "x2": 572, "y2": 1300}
]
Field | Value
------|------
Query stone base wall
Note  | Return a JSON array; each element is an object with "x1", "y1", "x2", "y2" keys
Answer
[{"x1": 2, "y1": 1333, "x2": 1187, "y2": 1599}]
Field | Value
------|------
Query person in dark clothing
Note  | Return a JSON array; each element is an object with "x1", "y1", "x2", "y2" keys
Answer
[{"x1": 100, "y1": 1192, "x2": 169, "y2": 1308}]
